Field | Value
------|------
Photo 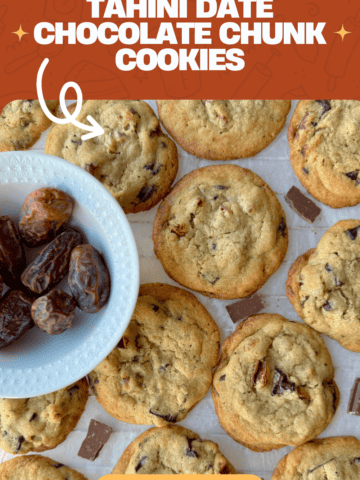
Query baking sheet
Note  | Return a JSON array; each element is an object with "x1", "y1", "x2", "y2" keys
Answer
[{"x1": 1, "y1": 99, "x2": 360, "y2": 479}]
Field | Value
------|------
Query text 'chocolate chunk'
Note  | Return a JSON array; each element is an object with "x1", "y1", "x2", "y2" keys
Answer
[
  {"x1": 68, "y1": 244, "x2": 110, "y2": 313},
  {"x1": 226, "y1": 293, "x2": 265, "y2": 324},
  {"x1": 348, "y1": 378, "x2": 360, "y2": 415},
  {"x1": 19, "y1": 188, "x2": 74, "y2": 247},
  {"x1": 77, "y1": 419, "x2": 113, "y2": 461},
  {"x1": 285, "y1": 186, "x2": 321, "y2": 223},
  {"x1": 21, "y1": 229, "x2": 82, "y2": 295},
  {"x1": 0, "y1": 290, "x2": 33, "y2": 348}
]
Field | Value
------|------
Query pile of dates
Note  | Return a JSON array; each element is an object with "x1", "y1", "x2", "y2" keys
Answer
[{"x1": 0, "y1": 188, "x2": 110, "y2": 348}]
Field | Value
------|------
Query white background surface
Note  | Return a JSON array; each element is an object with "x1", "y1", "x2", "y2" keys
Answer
[{"x1": 1, "y1": 99, "x2": 360, "y2": 479}]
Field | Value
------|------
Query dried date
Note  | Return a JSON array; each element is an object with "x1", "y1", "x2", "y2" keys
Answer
[
  {"x1": 0, "y1": 290, "x2": 33, "y2": 348},
  {"x1": 21, "y1": 229, "x2": 82, "y2": 294},
  {"x1": 0, "y1": 216, "x2": 25, "y2": 288},
  {"x1": 0, "y1": 276, "x2": 3, "y2": 298},
  {"x1": 69, "y1": 244, "x2": 110, "y2": 313},
  {"x1": 19, "y1": 188, "x2": 74, "y2": 247},
  {"x1": 31, "y1": 289, "x2": 76, "y2": 335}
]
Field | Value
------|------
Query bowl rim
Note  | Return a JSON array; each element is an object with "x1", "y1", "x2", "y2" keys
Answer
[{"x1": 0, "y1": 151, "x2": 140, "y2": 398}]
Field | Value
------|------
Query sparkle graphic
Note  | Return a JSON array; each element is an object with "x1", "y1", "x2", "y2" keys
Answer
[
  {"x1": 12, "y1": 25, "x2": 28, "y2": 41},
  {"x1": 335, "y1": 25, "x2": 351, "y2": 41}
]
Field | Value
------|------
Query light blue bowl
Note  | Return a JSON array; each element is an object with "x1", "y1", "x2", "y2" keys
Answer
[{"x1": 0, "y1": 152, "x2": 139, "y2": 398}]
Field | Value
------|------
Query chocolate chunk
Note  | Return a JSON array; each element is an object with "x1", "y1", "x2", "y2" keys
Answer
[
  {"x1": 219, "y1": 464, "x2": 232, "y2": 474},
  {"x1": 77, "y1": 419, "x2": 113, "y2": 461},
  {"x1": 285, "y1": 186, "x2": 321, "y2": 223},
  {"x1": 311, "y1": 122, "x2": 318, "y2": 127},
  {"x1": 17, "y1": 435, "x2": 25, "y2": 452},
  {"x1": 278, "y1": 218, "x2": 287, "y2": 236},
  {"x1": 348, "y1": 378, "x2": 360, "y2": 415},
  {"x1": 345, "y1": 170, "x2": 360, "y2": 184},
  {"x1": 300, "y1": 145, "x2": 308, "y2": 156},
  {"x1": 159, "y1": 364, "x2": 169, "y2": 372},
  {"x1": 84, "y1": 163, "x2": 96, "y2": 175},
  {"x1": 322, "y1": 301, "x2": 333, "y2": 312},
  {"x1": 151, "y1": 304, "x2": 159, "y2": 312},
  {"x1": 135, "y1": 456, "x2": 148, "y2": 472},
  {"x1": 137, "y1": 185, "x2": 156, "y2": 203},
  {"x1": 354, "y1": 458, "x2": 360, "y2": 465},
  {"x1": 52, "y1": 463, "x2": 64, "y2": 468},
  {"x1": 226, "y1": 293, "x2": 265, "y2": 324},
  {"x1": 71, "y1": 139, "x2": 82, "y2": 146},
  {"x1": 316, "y1": 100, "x2": 331, "y2": 117},
  {"x1": 129, "y1": 108, "x2": 140, "y2": 116},
  {"x1": 161, "y1": 141, "x2": 166, "y2": 148},
  {"x1": 251, "y1": 359, "x2": 269, "y2": 388},
  {"x1": 29, "y1": 413, "x2": 37, "y2": 422},
  {"x1": 303, "y1": 168, "x2": 309, "y2": 175},
  {"x1": 215, "y1": 185, "x2": 229, "y2": 190},
  {"x1": 149, "y1": 409, "x2": 177, "y2": 423},
  {"x1": 144, "y1": 162, "x2": 155, "y2": 171},
  {"x1": 325, "y1": 264, "x2": 333, "y2": 273},
  {"x1": 117, "y1": 338, "x2": 125, "y2": 348},
  {"x1": 220, "y1": 375, "x2": 226, "y2": 381},
  {"x1": 186, "y1": 437, "x2": 199, "y2": 458},
  {"x1": 346, "y1": 226, "x2": 360, "y2": 240},
  {"x1": 271, "y1": 368, "x2": 295, "y2": 396}
]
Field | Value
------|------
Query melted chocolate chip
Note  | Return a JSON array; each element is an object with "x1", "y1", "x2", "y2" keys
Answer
[
  {"x1": 186, "y1": 437, "x2": 199, "y2": 458},
  {"x1": 301, "y1": 296, "x2": 309, "y2": 307},
  {"x1": 67, "y1": 385, "x2": 79, "y2": 395},
  {"x1": 213, "y1": 195, "x2": 218, "y2": 200},
  {"x1": 211, "y1": 243, "x2": 216, "y2": 250},
  {"x1": 316, "y1": 100, "x2": 331, "y2": 117},
  {"x1": 345, "y1": 170, "x2": 359, "y2": 183},
  {"x1": 206, "y1": 464, "x2": 213, "y2": 471},
  {"x1": 210, "y1": 277, "x2": 219, "y2": 285},
  {"x1": 271, "y1": 368, "x2": 295, "y2": 396},
  {"x1": 215, "y1": 185, "x2": 229, "y2": 190},
  {"x1": 135, "y1": 455, "x2": 148, "y2": 472},
  {"x1": 152, "y1": 304, "x2": 159, "y2": 312},
  {"x1": 303, "y1": 167, "x2": 309, "y2": 175},
  {"x1": 137, "y1": 185, "x2": 156, "y2": 203},
  {"x1": 149, "y1": 409, "x2": 177, "y2": 423},
  {"x1": 71, "y1": 139, "x2": 82, "y2": 146},
  {"x1": 190, "y1": 213, "x2": 195, "y2": 228},
  {"x1": 85, "y1": 163, "x2": 96, "y2": 175},
  {"x1": 219, "y1": 464, "x2": 232, "y2": 474},
  {"x1": 17, "y1": 435, "x2": 25, "y2": 452},
  {"x1": 278, "y1": 219, "x2": 287, "y2": 237},
  {"x1": 161, "y1": 141, "x2": 166, "y2": 148},
  {"x1": 334, "y1": 277, "x2": 344, "y2": 287},
  {"x1": 29, "y1": 413, "x2": 37, "y2": 422},
  {"x1": 144, "y1": 162, "x2": 155, "y2": 171},
  {"x1": 159, "y1": 364, "x2": 169, "y2": 372},
  {"x1": 354, "y1": 458, "x2": 360, "y2": 465},
  {"x1": 322, "y1": 301, "x2": 333, "y2": 311},
  {"x1": 311, "y1": 122, "x2": 318, "y2": 127},
  {"x1": 130, "y1": 108, "x2": 140, "y2": 117},
  {"x1": 117, "y1": 338, "x2": 126, "y2": 348},
  {"x1": 325, "y1": 264, "x2": 333, "y2": 273},
  {"x1": 53, "y1": 463, "x2": 64, "y2": 469},
  {"x1": 300, "y1": 145, "x2": 308, "y2": 156},
  {"x1": 346, "y1": 226, "x2": 360, "y2": 240},
  {"x1": 220, "y1": 375, "x2": 226, "y2": 381}
]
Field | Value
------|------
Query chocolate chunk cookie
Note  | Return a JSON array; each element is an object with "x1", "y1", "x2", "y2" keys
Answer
[
  {"x1": 45, "y1": 100, "x2": 178, "y2": 214},
  {"x1": 0, "y1": 455, "x2": 87, "y2": 480},
  {"x1": 88, "y1": 283, "x2": 220, "y2": 426},
  {"x1": 0, "y1": 100, "x2": 59, "y2": 152},
  {"x1": 112, "y1": 425, "x2": 236, "y2": 474},
  {"x1": 212, "y1": 314, "x2": 338, "y2": 452},
  {"x1": 157, "y1": 100, "x2": 291, "y2": 160},
  {"x1": 0, "y1": 378, "x2": 88, "y2": 454},
  {"x1": 286, "y1": 219, "x2": 360, "y2": 352},
  {"x1": 288, "y1": 100, "x2": 360, "y2": 208},
  {"x1": 152, "y1": 165, "x2": 288, "y2": 299},
  {"x1": 272, "y1": 436, "x2": 360, "y2": 480}
]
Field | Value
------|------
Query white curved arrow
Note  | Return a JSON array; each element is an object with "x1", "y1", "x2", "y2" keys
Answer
[{"x1": 36, "y1": 58, "x2": 104, "y2": 141}]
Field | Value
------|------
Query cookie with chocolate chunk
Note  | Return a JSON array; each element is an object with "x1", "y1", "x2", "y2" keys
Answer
[
  {"x1": 0, "y1": 455, "x2": 87, "y2": 480},
  {"x1": 288, "y1": 100, "x2": 360, "y2": 208},
  {"x1": 152, "y1": 165, "x2": 288, "y2": 299},
  {"x1": 0, "y1": 100, "x2": 59, "y2": 152},
  {"x1": 88, "y1": 283, "x2": 220, "y2": 426},
  {"x1": 212, "y1": 314, "x2": 338, "y2": 452},
  {"x1": 45, "y1": 100, "x2": 178, "y2": 214},
  {"x1": 286, "y1": 219, "x2": 360, "y2": 353},
  {"x1": 112, "y1": 425, "x2": 236, "y2": 474},
  {"x1": 157, "y1": 100, "x2": 291, "y2": 160},
  {"x1": 272, "y1": 436, "x2": 360, "y2": 480},
  {"x1": 0, "y1": 378, "x2": 88, "y2": 454}
]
